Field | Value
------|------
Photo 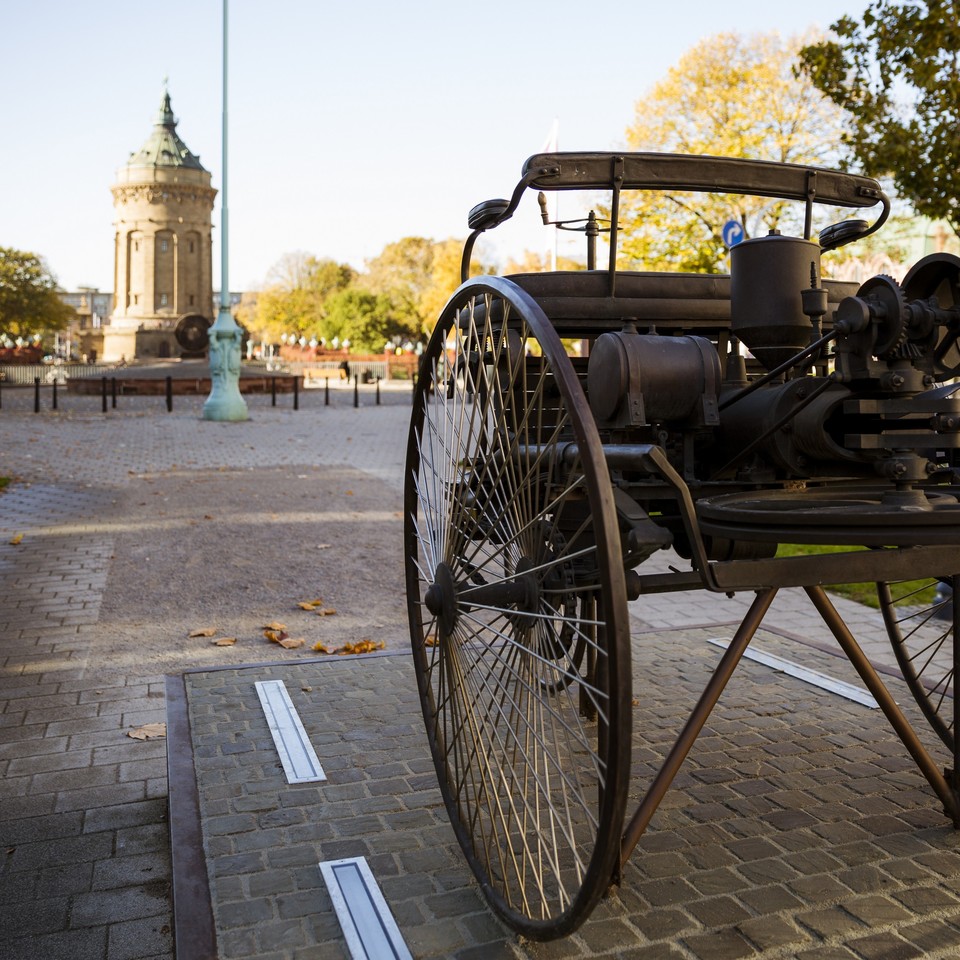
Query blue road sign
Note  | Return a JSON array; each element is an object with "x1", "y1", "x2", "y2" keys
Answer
[{"x1": 722, "y1": 220, "x2": 745, "y2": 249}]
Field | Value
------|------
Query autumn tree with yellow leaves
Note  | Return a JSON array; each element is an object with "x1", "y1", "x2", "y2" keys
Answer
[{"x1": 616, "y1": 32, "x2": 848, "y2": 273}]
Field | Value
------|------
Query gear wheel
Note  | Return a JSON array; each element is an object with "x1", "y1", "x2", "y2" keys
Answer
[{"x1": 857, "y1": 274, "x2": 908, "y2": 357}]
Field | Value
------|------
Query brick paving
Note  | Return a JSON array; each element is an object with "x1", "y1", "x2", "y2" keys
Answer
[{"x1": 1, "y1": 382, "x2": 960, "y2": 959}]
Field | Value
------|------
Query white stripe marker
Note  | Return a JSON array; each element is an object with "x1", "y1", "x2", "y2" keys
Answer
[
  {"x1": 708, "y1": 639, "x2": 879, "y2": 708},
  {"x1": 319, "y1": 856, "x2": 413, "y2": 960},
  {"x1": 254, "y1": 679, "x2": 327, "y2": 783}
]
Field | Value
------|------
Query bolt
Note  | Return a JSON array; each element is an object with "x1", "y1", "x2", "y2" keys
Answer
[{"x1": 890, "y1": 374, "x2": 905, "y2": 388}]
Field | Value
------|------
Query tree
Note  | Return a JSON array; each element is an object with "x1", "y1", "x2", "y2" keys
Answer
[
  {"x1": 361, "y1": 236, "x2": 494, "y2": 335},
  {"x1": 322, "y1": 289, "x2": 418, "y2": 354},
  {"x1": 798, "y1": 1, "x2": 960, "y2": 236},
  {"x1": 251, "y1": 253, "x2": 355, "y2": 341},
  {"x1": 0, "y1": 247, "x2": 75, "y2": 339},
  {"x1": 615, "y1": 32, "x2": 848, "y2": 272}
]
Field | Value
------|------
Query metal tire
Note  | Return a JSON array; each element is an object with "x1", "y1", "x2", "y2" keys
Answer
[{"x1": 404, "y1": 277, "x2": 631, "y2": 939}]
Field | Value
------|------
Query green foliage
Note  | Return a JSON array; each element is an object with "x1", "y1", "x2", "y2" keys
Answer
[
  {"x1": 248, "y1": 237, "x2": 492, "y2": 350},
  {"x1": 799, "y1": 2, "x2": 960, "y2": 235},
  {"x1": 248, "y1": 252, "x2": 355, "y2": 341},
  {"x1": 322, "y1": 289, "x2": 418, "y2": 354},
  {"x1": 614, "y1": 32, "x2": 847, "y2": 272},
  {"x1": 0, "y1": 246, "x2": 75, "y2": 338}
]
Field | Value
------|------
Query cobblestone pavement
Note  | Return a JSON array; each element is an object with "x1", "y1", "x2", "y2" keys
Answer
[{"x1": 2, "y1": 383, "x2": 960, "y2": 960}]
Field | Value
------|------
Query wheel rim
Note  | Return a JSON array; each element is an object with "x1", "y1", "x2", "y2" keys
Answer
[
  {"x1": 878, "y1": 578, "x2": 955, "y2": 749},
  {"x1": 404, "y1": 277, "x2": 631, "y2": 939}
]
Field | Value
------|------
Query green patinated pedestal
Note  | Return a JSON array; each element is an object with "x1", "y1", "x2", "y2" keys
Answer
[{"x1": 202, "y1": 308, "x2": 248, "y2": 421}]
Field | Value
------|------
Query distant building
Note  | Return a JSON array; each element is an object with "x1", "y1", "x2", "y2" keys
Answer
[{"x1": 88, "y1": 88, "x2": 217, "y2": 362}]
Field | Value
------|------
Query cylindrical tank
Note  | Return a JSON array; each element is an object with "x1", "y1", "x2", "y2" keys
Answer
[
  {"x1": 731, "y1": 231, "x2": 822, "y2": 372},
  {"x1": 586, "y1": 331, "x2": 720, "y2": 428}
]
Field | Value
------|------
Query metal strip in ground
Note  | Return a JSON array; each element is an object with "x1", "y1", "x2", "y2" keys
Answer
[
  {"x1": 318, "y1": 856, "x2": 413, "y2": 960},
  {"x1": 708, "y1": 638, "x2": 879, "y2": 708},
  {"x1": 254, "y1": 679, "x2": 326, "y2": 783}
]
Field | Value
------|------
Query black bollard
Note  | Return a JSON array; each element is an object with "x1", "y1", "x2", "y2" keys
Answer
[
  {"x1": 111, "y1": 377, "x2": 117, "y2": 409},
  {"x1": 271, "y1": 376, "x2": 277, "y2": 407},
  {"x1": 376, "y1": 377, "x2": 381, "y2": 406},
  {"x1": 165, "y1": 376, "x2": 173, "y2": 413},
  {"x1": 353, "y1": 377, "x2": 359, "y2": 408},
  {"x1": 324, "y1": 377, "x2": 329, "y2": 406},
  {"x1": 101, "y1": 376, "x2": 107, "y2": 413},
  {"x1": 52, "y1": 378, "x2": 58, "y2": 411},
  {"x1": 293, "y1": 375, "x2": 299, "y2": 411},
  {"x1": 34, "y1": 377, "x2": 40, "y2": 413}
]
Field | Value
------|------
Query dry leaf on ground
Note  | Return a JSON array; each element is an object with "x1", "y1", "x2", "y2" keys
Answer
[
  {"x1": 313, "y1": 642, "x2": 333, "y2": 654},
  {"x1": 263, "y1": 621, "x2": 287, "y2": 631},
  {"x1": 424, "y1": 635, "x2": 438, "y2": 647},
  {"x1": 338, "y1": 639, "x2": 386, "y2": 655},
  {"x1": 264, "y1": 628, "x2": 289, "y2": 643},
  {"x1": 297, "y1": 598, "x2": 325, "y2": 611},
  {"x1": 277, "y1": 637, "x2": 305, "y2": 650},
  {"x1": 8, "y1": 534, "x2": 23, "y2": 546},
  {"x1": 211, "y1": 637, "x2": 237, "y2": 646},
  {"x1": 128, "y1": 722, "x2": 166, "y2": 740},
  {"x1": 315, "y1": 607, "x2": 337, "y2": 617},
  {"x1": 189, "y1": 627, "x2": 217, "y2": 638}
]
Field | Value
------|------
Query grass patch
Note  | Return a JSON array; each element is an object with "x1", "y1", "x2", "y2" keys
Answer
[{"x1": 775, "y1": 543, "x2": 937, "y2": 609}]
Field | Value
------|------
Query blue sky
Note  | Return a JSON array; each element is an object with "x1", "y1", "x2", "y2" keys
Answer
[{"x1": 1, "y1": 1, "x2": 865, "y2": 292}]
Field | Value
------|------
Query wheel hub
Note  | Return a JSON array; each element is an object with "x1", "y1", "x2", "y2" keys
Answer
[{"x1": 424, "y1": 559, "x2": 541, "y2": 638}]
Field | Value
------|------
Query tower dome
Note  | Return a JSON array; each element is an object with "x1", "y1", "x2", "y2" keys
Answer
[{"x1": 105, "y1": 87, "x2": 217, "y2": 361}]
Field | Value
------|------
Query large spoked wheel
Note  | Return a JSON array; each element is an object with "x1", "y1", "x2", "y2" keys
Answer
[
  {"x1": 404, "y1": 277, "x2": 632, "y2": 940},
  {"x1": 878, "y1": 577, "x2": 956, "y2": 751}
]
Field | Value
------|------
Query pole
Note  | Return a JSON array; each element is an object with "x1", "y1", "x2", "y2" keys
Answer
[
  {"x1": 202, "y1": 0, "x2": 248, "y2": 422},
  {"x1": 292, "y1": 375, "x2": 299, "y2": 411},
  {"x1": 354, "y1": 377, "x2": 359, "y2": 408},
  {"x1": 271, "y1": 375, "x2": 276, "y2": 406},
  {"x1": 324, "y1": 377, "x2": 329, "y2": 406},
  {"x1": 52, "y1": 378, "x2": 58, "y2": 411},
  {"x1": 33, "y1": 377, "x2": 40, "y2": 413},
  {"x1": 166, "y1": 375, "x2": 173, "y2": 412},
  {"x1": 101, "y1": 376, "x2": 107, "y2": 413},
  {"x1": 111, "y1": 377, "x2": 117, "y2": 409}
]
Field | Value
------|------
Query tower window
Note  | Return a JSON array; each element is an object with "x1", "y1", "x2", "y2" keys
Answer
[
  {"x1": 189, "y1": 241, "x2": 195, "y2": 253},
  {"x1": 189, "y1": 295, "x2": 195, "y2": 306},
  {"x1": 160, "y1": 293, "x2": 168, "y2": 306},
  {"x1": 134, "y1": 241, "x2": 140, "y2": 252},
  {"x1": 160, "y1": 239, "x2": 169, "y2": 253}
]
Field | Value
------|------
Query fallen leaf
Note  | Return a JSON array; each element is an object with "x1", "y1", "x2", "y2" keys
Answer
[
  {"x1": 211, "y1": 637, "x2": 237, "y2": 646},
  {"x1": 297, "y1": 598, "x2": 325, "y2": 611},
  {"x1": 316, "y1": 543, "x2": 331, "y2": 550},
  {"x1": 345, "y1": 490, "x2": 354, "y2": 496},
  {"x1": 277, "y1": 637, "x2": 305, "y2": 649},
  {"x1": 312, "y1": 642, "x2": 333, "y2": 654},
  {"x1": 263, "y1": 621, "x2": 287, "y2": 631},
  {"x1": 189, "y1": 627, "x2": 217, "y2": 638},
  {"x1": 301, "y1": 686, "x2": 313, "y2": 692},
  {"x1": 203, "y1": 514, "x2": 214, "y2": 521},
  {"x1": 264, "y1": 628, "x2": 289, "y2": 643},
  {"x1": 424, "y1": 635, "x2": 438, "y2": 647},
  {"x1": 128, "y1": 722, "x2": 166, "y2": 740},
  {"x1": 315, "y1": 607, "x2": 337, "y2": 617},
  {"x1": 338, "y1": 639, "x2": 385, "y2": 655},
  {"x1": 8, "y1": 534, "x2": 23, "y2": 546}
]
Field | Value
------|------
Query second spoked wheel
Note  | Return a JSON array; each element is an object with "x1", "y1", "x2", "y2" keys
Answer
[
  {"x1": 878, "y1": 577, "x2": 957, "y2": 751},
  {"x1": 404, "y1": 277, "x2": 632, "y2": 939}
]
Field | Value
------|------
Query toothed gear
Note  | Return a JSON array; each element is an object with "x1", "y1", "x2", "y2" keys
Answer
[{"x1": 858, "y1": 274, "x2": 908, "y2": 357}]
